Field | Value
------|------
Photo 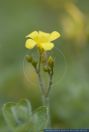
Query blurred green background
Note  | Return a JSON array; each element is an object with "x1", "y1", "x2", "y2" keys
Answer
[{"x1": 0, "y1": 0, "x2": 89, "y2": 130}]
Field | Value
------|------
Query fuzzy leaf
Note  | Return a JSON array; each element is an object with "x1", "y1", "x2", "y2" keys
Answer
[
  {"x1": 2, "y1": 99, "x2": 32, "y2": 131},
  {"x1": 33, "y1": 106, "x2": 48, "y2": 131}
]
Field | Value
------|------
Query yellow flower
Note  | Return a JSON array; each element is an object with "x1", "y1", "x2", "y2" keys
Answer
[{"x1": 25, "y1": 31, "x2": 61, "y2": 51}]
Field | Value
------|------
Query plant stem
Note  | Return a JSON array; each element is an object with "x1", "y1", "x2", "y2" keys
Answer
[
  {"x1": 35, "y1": 51, "x2": 52, "y2": 128},
  {"x1": 35, "y1": 69, "x2": 51, "y2": 128},
  {"x1": 44, "y1": 73, "x2": 53, "y2": 128},
  {"x1": 46, "y1": 74, "x2": 53, "y2": 97},
  {"x1": 44, "y1": 95, "x2": 51, "y2": 128}
]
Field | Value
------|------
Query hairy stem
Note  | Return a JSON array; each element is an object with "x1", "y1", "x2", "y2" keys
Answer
[
  {"x1": 35, "y1": 51, "x2": 51, "y2": 128},
  {"x1": 46, "y1": 74, "x2": 53, "y2": 97}
]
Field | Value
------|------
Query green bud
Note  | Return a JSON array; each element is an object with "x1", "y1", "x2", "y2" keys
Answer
[
  {"x1": 43, "y1": 66, "x2": 50, "y2": 72},
  {"x1": 25, "y1": 55, "x2": 32, "y2": 62},
  {"x1": 41, "y1": 55, "x2": 46, "y2": 64},
  {"x1": 48, "y1": 56, "x2": 54, "y2": 67},
  {"x1": 32, "y1": 60, "x2": 37, "y2": 68},
  {"x1": 25, "y1": 55, "x2": 37, "y2": 68}
]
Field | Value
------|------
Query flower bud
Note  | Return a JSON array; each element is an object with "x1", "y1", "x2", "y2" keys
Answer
[
  {"x1": 32, "y1": 60, "x2": 37, "y2": 68},
  {"x1": 43, "y1": 66, "x2": 50, "y2": 72},
  {"x1": 25, "y1": 55, "x2": 33, "y2": 62},
  {"x1": 41, "y1": 55, "x2": 47, "y2": 64},
  {"x1": 48, "y1": 56, "x2": 54, "y2": 68}
]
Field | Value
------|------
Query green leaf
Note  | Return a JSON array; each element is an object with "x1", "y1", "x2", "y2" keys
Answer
[
  {"x1": 33, "y1": 106, "x2": 48, "y2": 131},
  {"x1": 2, "y1": 99, "x2": 48, "y2": 132},
  {"x1": 14, "y1": 122, "x2": 35, "y2": 132},
  {"x1": 17, "y1": 99, "x2": 32, "y2": 123},
  {"x1": 2, "y1": 102, "x2": 17, "y2": 130},
  {"x1": 2, "y1": 99, "x2": 32, "y2": 131}
]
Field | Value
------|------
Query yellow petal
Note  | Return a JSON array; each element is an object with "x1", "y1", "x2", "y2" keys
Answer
[
  {"x1": 41, "y1": 42, "x2": 54, "y2": 51},
  {"x1": 26, "y1": 31, "x2": 38, "y2": 39},
  {"x1": 39, "y1": 31, "x2": 50, "y2": 37},
  {"x1": 25, "y1": 39, "x2": 36, "y2": 49},
  {"x1": 50, "y1": 31, "x2": 61, "y2": 41},
  {"x1": 38, "y1": 31, "x2": 50, "y2": 43}
]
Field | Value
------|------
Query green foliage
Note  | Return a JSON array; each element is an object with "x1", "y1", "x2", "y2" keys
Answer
[{"x1": 2, "y1": 99, "x2": 48, "y2": 132}]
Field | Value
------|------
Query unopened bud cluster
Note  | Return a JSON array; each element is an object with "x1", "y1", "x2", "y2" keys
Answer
[
  {"x1": 43, "y1": 56, "x2": 54, "y2": 75},
  {"x1": 25, "y1": 55, "x2": 37, "y2": 68},
  {"x1": 26, "y1": 54, "x2": 54, "y2": 75}
]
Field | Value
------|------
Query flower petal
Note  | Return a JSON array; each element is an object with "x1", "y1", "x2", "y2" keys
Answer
[
  {"x1": 25, "y1": 39, "x2": 36, "y2": 49},
  {"x1": 41, "y1": 42, "x2": 54, "y2": 51},
  {"x1": 38, "y1": 31, "x2": 50, "y2": 43},
  {"x1": 39, "y1": 31, "x2": 50, "y2": 37},
  {"x1": 50, "y1": 31, "x2": 61, "y2": 41},
  {"x1": 26, "y1": 31, "x2": 38, "y2": 39}
]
